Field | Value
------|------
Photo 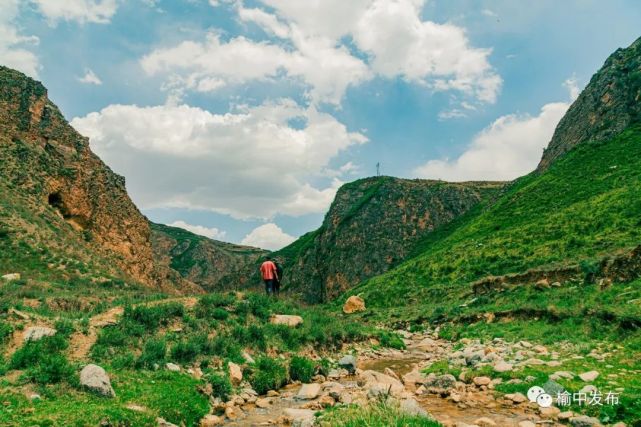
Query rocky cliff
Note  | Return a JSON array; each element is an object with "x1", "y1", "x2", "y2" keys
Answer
[
  {"x1": 0, "y1": 66, "x2": 197, "y2": 293},
  {"x1": 151, "y1": 223, "x2": 267, "y2": 290},
  {"x1": 275, "y1": 177, "x2": 504, "y2": 302},
  {"x1": 538, "y1": 36, "x2": 641, "y2": 169}
]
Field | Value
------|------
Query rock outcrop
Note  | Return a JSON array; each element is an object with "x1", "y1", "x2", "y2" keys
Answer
[
  {"x1": 538, "y1": 36, "x2": 641, "y2": 170},
  {"x1": 80, "y1": 364, "x2": 115, "y2": 397}
]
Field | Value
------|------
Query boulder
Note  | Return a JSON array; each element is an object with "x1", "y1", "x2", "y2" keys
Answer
[
  {"x1": 569, "y1": 415, "x2": 603, "y2": 427},
  {"x1": 157, "y1": 418, "x2": 179, "y2": 427},
  {"x1": 399, "y1": 398, "x2": 428, "y2": 417},
  {"x1": 423, "y1": 374, "x2": 457, "y2": 391},
  {"x1": 23, "y1": 326, "x2": 56, "y2": 342},
  {"x1": 518, "y1": 422, "x2": 536, "y2": 427},
  {"x1": 255, "y1": 398, "x2": 271, "y2": 408},
  {"x1": 359, "y1": 370, "x2": 404, "y2": 396},
  {"x1": 228, "y1": 362, "x2": 242, "y2": 385},
  {"x1": 270, "y1": 314, "x2": 303, "y2": 327},
  {"x1": 338, "y1": 354, "x2": 357, "y2": 374},
  {"x1": 505, "y1": 392, "x2": 527, "y2": 404},
  {"x1": 284, "y1": 408, "x2": 315, "y2": 427},
  {"x1": 493, "y1": 360, "x2": 513, "y2": 373},
  {"x1": 166, "y1": 363, "x2": 181, "y2": 372},
  {"x1": 473, "y1": 376, "x2": 492, "y2": 386},
  {"x1": 342, "y1": 296, "x2": 365, "y2": 314},
  {"x1": 475, "y1": 417, "x2": 498, "y2": 426},
  {"x1": 401, "y1": 368, "x2": 425, "y2": 386},
  {"x1": 1, "y1": 273, "x2": 21, "y2": 281},
  {"x1": 80, "y1": 364, "x2": 115, "y2": 397},
  {"x1": 200, "y1": 415, "x2": 224, "y2": 426},
  {"x1": 579, "y1": 371, "x2": 599, "y2": 382},
  {"x1": 415, "y1": 337, "x2": 439, "y2": 351},
  {"x1": 296, "y1": 383, "x2": 321, "y2": 400}
]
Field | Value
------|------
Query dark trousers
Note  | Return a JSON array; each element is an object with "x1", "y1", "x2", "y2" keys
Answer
[{"x1": 264, "y1": 279, "x2": 275, "y2": 295}]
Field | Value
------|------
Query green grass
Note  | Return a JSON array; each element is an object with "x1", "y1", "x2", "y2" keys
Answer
[{"x1": 319, "y1": 401, "x2": 441, "y2": 426}]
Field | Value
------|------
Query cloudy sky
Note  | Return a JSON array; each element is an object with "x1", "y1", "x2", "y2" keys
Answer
[{"x1": 2, "y1": 0, "x2": 640, "y2": 250}]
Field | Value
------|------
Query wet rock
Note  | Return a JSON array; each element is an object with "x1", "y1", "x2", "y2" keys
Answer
[
  {"x1": 228, "y1": 361, "x2": 242, "y2": 385},
  {"x1": 296, "y1": 383, "x2": 321, "y2": 400},
  {"x1": 569, "y1": 415, "x2": 603, "y2": 427},
  {"x1": 338, "y1": 355, "x2": 357, "y2": 374},
  {"x1": 579, "y1": 371, "x2": 599, "y2": 382},
  {"x1": 270, "y1": 314, "x2": 303, "y2": 327},
  {"x1": 80, "y1": 364, "x2": 115, "y2": 397},
  {"x1": 23, "y1": 326, "x2": 57, "y2": 342},
  {"x1": 166, "y1": 363, "x2": 180, "y2": 372},
  {"x1": 200, "y1": 415, "x2": 224, "y2": 426},
  {"x1": 343, "y1": 295, "x2": 365, "y2": 314}
]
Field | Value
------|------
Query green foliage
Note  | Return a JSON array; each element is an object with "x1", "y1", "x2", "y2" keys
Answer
[
  {"x1": 289, "y1": 355, "x2": 315, "y2": 383},
  {"x1": 205, "y1": 371, "x2": 233, "y2": 401},
  {"x1": 10, "y1": 335, "x2": 67, "y2": 369},
  {"x1": 123, "y1": 303, "x2": 185, "y2": 331},
  {"x1": 319, "y1": 401, "x2": 440, "y2": 426},
  {"x1": 375, "y1": 331, "x2": 406, "y2": 350},
  {"x1": 136, "y1": 338, "x2": 167, "y2": 369},
  {"x1": 10, "y1": 335, "x2": 74, "y2": 385},
  {"x1": 0, "y1": 320, "x2": 13, "y2": 342},
  {"x1": 246, "y1": 356, "x2": 287, "y2": 395},
  {"x1": 54, "y1": 319, "x2": 75, "y2": 338}
]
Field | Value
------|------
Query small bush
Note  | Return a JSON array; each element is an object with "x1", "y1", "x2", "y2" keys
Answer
[
  {"x1": 124, "y1": 303, "x2": 185, "y2": 331},
  {"x1": 247, "y1": 356, "x2": 287, "y2": 395},
  {"x1": 136, "y1": 338, "x2": 167, "y2": 369},
  {"x1": 171, "y1": 340, "x2": 200, "y2": 363},
  {"x1": 54, "y1": 319, "x2": 75, "y2": 338},
  {"x1": 0, "y1": 321, "x2": 13, "y2": 342},
  {"x1": 205, "y1": 371, "x2": 233, "y2": 401},
  {"x1": 210, "y1": 308, "x2": 229, "y2": 321},
  {"x1": 210, "y1": 335, "x2": 243, "y2": 363},
  {"x1": 247, "y1": 294, "x2": 272, "y2": 321},
  {"x1": 376, "y1": 331, "x2": 406, "y2": 350},
  {"x1": 25, "y1": 353, "x2": 75, "y2": 385},
  {"x1": 96, "y1": 327, "x2": 128, "y2": 347},
  {"x1": 112, "y1": 352, "x2": 136, "y2": 369},
  {"x1": 10, "y1": 335, "x2": 67, "y2": 369},
  {"x1": 289, "y1": 356, "x2": 315, "y2": 383}
]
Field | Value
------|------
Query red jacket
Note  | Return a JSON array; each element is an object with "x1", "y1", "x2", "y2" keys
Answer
[{"x1": 260, "y1": 261, "x2": 277, "y2": 280}]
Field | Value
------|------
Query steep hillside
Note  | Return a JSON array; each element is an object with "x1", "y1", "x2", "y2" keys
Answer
[
  {"x1": 0, "y1": 66, "x2": 196, "y2": 293},
  {"x1": 275, "y1": 177, "x2": 504, "y2": 302},
  {"x1": 151, "y1": 223, "x2": 267, "y2": 290},
  {"x1": 539, "y1": 36, "x2": 641, "y2": 169}
]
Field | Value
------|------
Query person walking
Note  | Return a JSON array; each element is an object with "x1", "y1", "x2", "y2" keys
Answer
[
  {"x1": 273, "y1": 258, "x2": 284, "y2": 297},
  {"x1": 260, "y1": 256, "x2": 278, "y2": 296}
]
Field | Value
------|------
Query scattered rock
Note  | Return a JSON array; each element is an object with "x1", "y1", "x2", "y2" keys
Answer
[
  {"x1": 402, "y1": 368, "x2": 425, "y2": 386},
  {"x1": 569, "y1": 415, "x2": 603, "y2": 427},
  {"x1": 343, "y1": 295, "x2": 365, "y2": 314},
  {"x1": 1, "y1": 273, "x2": 21, "y2": 281},
  {"x1": 505, "y1": 393, "x2": 527, "y2": 404},
  {"x1": 579, "y1": 371, "x2": 599, "y2": 382},
  {"x1": 166, "y1": 363, "x2": 180, "y2": 372},
  {"x1": 539, "y1": 406, "x2": 561, "y2": 419},
  {"x1": 473, "y1": 376, "x2": 492, "y2": 386},
  {"x1": 80, "y1": 364, "x2": 115, "y2": 397},
  {"x1": 360, "y1": 370, "x2": 404, "y2": 396},
  {"x1": 338, "y1": 355, "x2": 357, "y2": 374},
  {"x1": 23, "y1": 326, "x2": 56, "y2": 342},
  {"x1": 255, "y1": 397, "x2": 271, "y2": 408},
  {"x1": 493, "y1": 360, "x2": 513, "y2": 373},
  {"x1": 224, "y1": 406, "x2": 240, "y2": 420},
  {"x1": 228, "y1": 361, "x2": 242, "y2": 385},
  {"x1": 296, "y1": 383, "x2": 321, "y2": 400},
  {"x1": 474, "y1": 417, "x2": 497, "y2": 426},
  {"x1": 283, "y1": 408, "x2": 315, "y2": 427},
  {"x1": 200, "y1": 415, "x2": 224, "y2": 426},
  {"x1": 270, "y1": 314, "x2": 303, "y2": 327}
]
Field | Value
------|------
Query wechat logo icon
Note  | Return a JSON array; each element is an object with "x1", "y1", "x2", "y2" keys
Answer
[{"x1": 528, "y1": 386, "x2": 553, "y2": 408}]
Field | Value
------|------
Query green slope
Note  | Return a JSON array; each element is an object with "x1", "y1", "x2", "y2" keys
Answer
[{"x1": 350, "y1": 126, "x2": 641, "y2": 322}]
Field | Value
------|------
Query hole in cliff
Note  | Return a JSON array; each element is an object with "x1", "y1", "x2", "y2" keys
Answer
[
  {"x1": 48, "y1": 192, "x2": 64, "y2": 210},
  {"x1": 48, "y1": 192, "x2": 90, "y2": 231}
]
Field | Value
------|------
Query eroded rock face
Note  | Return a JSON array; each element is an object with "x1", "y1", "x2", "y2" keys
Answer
[
  {"x1": 538, "y1": 37, "x2": 641, "y2": 170},
  {"x1": 80, "y1": 364, "x2": 115, "y2": 397}
]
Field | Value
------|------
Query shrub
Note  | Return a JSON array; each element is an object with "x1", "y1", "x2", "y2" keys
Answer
[
  {"x1": 136, "y1": 338, "x2": 167, "y2": 369},
  {"x1": 25, "y1": 353, "x2": 75, "y2": 385},
  {"x1": 112, "y1": 352, "x2": 136, "y2": 369},
  {"x1": 171, "y1": 340, "x2": 199, "y2": 363},
  {"x1": 54, "y1": 319, "x2": 75, "y2": 338},
  {"x1": 96, "y1": 327, "x2": 128, "y2": 347},
  {"x1": 210, "y1": 335, "x2": 243, "y2": 363},
  {"x1": 247, "y1": 294, "x2": 272, "y2": 321},
  {"x1": 124, "y1": 303, "x2": 185, "y2": 331},
  {"x1": 0, "y1": 321, "x2": 13, "y2": 342},
  {"x1": 376, "y1": 331, "x2": 406, "y2": 350},
  {"x1": 10, "y1": 335, "x2": 67, "y2": 369},
  {"x1": 289, "y1": 356, "x2": 315, "y2": 383},
  {"x1": 205, "y1": 371, "x2": 233, "y2": 400},
  {"x1": 210, "y1": 308, "x2": 229, "y2": 321},
  {"x1": 247, "y1": 356, "x2": 287, "y2": 395}
]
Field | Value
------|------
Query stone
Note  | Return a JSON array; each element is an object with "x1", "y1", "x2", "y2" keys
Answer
[
  {"x1": 338, "y1": 354, "x2": 357, "y2": 374},
  {"x1": 270, "y1": 314, "x2": 303, "y2": 327},
  {"x1": 242, "y1": 351, "x2": 255, "y2": 364},
  {"x1": 474, "y1": 417, "x2": 497, "y2": 426},
  {"x1": 266, "y1": 390, "x2": 280, "y2": 397},
  {"x1": 400, "y1": 398, "x2": 428, "y2": 417},
  {"x1": 23, "y1": 326, "x2": 56, "y2": 342},
  {"x1": 255, "y1": 398, "x2": 271, "y2": 408},
  {"x1": 539, "y1": 406, "x2": 561, "y2": 418},
  {"x1": 157, "y1": 418, "x2": 179, "y2": 427},
  {"x1": 1, "y1": 273, "x2": 21, "y2": 281},
  {"x1": 228, "y1": 361, "x2": 242, "y2": 385},
  {"x1": 518, "y1": 421, "x2": 536, "y2": 427},
  {"x1": 166, "y1": 363, "x2": 181, "y2": 372},
  {"x1": 493, "y1": 360, "x2": 513, "y2": 373},
  {"x1": 505, "y1": 392, "x2": 527, "y2": 404},
  {"x1": 224, "y1": 406, "x2": 240, "y2": 420},
  {"x1": 318, "y1": 395, "x2": 335, "y2": 408},
  {"x1": 579, "y1": 371, "x2": 599, "y2": 382},
  {"x1": 569, "y1": 415, "x2": 603, "y2": 427},
  {"x1": 296, "y1": 383, "x2": 321, "y2": 400},
  {"x1": 558, "y1": 411, "x2": 574, "y2": 421},
  {"x1": 28, "y1": 394, "x2": 41, "y2": 401},
  {"x1": 415, "y1": 337, "x2": 439, "y2": 351},
  {"x1": 359, "y1": 370, "x2": 405, "y2": 396},
  {"x1": 473, "y1": 376, "x2": 492, "y2": 386},
  {"x1": 284, "y1": 408, "x2": 315, "y2": 427},
  {"x1": 579, "y1": 385, "x2": 598, "y2": 394},
  {"x1": 80, "y1": 364, "x2": 115, "y2": 397},
  {"x1": 402, "y1": 368, "x2": 425, "y2": 386},
  {"x1": 339, "y1": 392, "x2": 352, "y2": 404},
  {"x1": 542, "y1": 380, "x2": 565, "y2": 396},
  {"x1": 200, "y1": 415, "x2": 224, "y2": 426},
  {"x1": 423, "y1": 373, "x2": 457, "y2": 393},
  {"x1": 343, "y1": 295, "x2": 365, "y2": 314}
]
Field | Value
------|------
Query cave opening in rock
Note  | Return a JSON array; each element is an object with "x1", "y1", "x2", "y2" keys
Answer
[{"x1": 48, "y1": 192, "x2": 64, "y2": 211}]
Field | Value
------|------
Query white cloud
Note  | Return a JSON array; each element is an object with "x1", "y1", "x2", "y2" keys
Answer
[
  {"x1": 71, "y1": 99, "x2": 366, "y2": 219},
  {"x1": 141, "y1": 0, "x2": 500, "y2": 105},
  {"x1": 78, "y1": 68, "x2": 102, "y2": 85},
  {"x1": 32, "y1": 0, "x2": 118, "y2": 25},
  {"x1": 167, "y1": 220, "x2": 226, "y2": 240},
  {"x1": 414, "y1": 79, "x2": 581, "y2": 181},
  {"x1": 0, "y1": 0, "x2": 40, "y2": 77},
  {"x1": 241, "y1": 223, "x2": 295, "y2": 250}
]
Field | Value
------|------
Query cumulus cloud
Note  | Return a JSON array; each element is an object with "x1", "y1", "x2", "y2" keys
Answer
[
  {"x1": 78, "y1": 68, "x2": 102, "y2": 85},
  {"x1": 140, "y1": 0, "x2": 500, "y2": 105},
  {"x1": 71, "y1": 99, "x2": 366, "y2": 219},
  {"x1": 414, "y1": 80, "x2": 581, "y2": 181},
  {"x1": 0, "y1": 0, "x2": 40, "y2": 77},
  {"x1": 167, "y1": 220, "x2": 226, "y2": 240},
  {"x1": 32, "y1": 0, "x2": 118, "y2": 25},
  {"x1": 241, "y1": 223, "x2": 295, "y2": 250}
]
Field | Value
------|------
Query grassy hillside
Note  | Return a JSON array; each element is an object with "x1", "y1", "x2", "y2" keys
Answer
[{"x1": 350, "y1": 126, "x2": 641, "y2": 323}]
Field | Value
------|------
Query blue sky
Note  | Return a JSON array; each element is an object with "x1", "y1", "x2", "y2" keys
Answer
[{"x1": 2, "y1": 0, "x2": 640, "y2": 249}]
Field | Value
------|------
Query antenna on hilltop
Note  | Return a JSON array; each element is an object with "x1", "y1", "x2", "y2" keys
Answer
[{"x1": 376, "y1": 162, "x2": 380, "y2": 177}]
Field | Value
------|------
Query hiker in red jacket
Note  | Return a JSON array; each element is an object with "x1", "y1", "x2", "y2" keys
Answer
[{"x1": 260, "y1": 256, "x2": 279, "y2": 296}]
